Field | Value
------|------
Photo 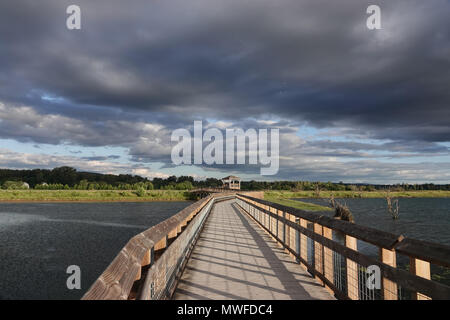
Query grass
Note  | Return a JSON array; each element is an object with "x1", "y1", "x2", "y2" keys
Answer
[
  {"x1": 2, "y1": 189, "x2": 448, "y2": 204},
  {"x1": 263, "y1": 190, "x2": 450, "y2": 199},
  {"x1": 0, "y1": 190, "x2": 192, "y2": 202},
  {"x1": 263, "y1": 189, "x2": 450, "y2": 212},
  {"x1": 264, "y1": 192, "x2": 331, "y2": 212}
]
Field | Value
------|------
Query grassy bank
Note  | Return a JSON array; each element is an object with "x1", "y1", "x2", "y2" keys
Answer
[
  {"x1": 264, "y1": 190, "x2": 450, "y2": 199},
  {"x1": 264, "y1": 192, "x2": 332, "y2": 212},
  {"x1": 0, "y1": 190, "x2": 192, "y2": 202},
  {"x1": 263, "y1": 189, "x2": 450, "y2": 212}
]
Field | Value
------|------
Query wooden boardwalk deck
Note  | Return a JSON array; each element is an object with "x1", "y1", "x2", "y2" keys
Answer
[{"x1": 173, "y1": 199, "x2": 334, "y2": 300}]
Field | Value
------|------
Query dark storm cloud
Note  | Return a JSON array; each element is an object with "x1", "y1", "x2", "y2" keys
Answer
[
  {"x1": 0, "y1": 0, "x2": 449, "y2": 181},
  {"x1": 1, "y1": 0, "x2": 449, "y2": 137}
]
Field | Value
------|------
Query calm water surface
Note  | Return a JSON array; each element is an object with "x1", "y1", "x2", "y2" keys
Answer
[{"x1": 0, "y1": 201, "x2": 191, "y2": 300}]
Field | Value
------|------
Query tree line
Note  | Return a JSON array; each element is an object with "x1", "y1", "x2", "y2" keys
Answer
[
  {"x1": 0, "y1": 167, "x2": 449, "y2": 191},
  {"x1": 241, "y1": 180, "x2": 450, "y2": 191},
  {"x1": 0, "y1": 167, "x2": 221, "y2": 190}
]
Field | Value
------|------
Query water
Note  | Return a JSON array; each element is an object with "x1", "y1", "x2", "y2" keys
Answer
[
  {"x1": 294, "y1": 198, "x2": 450, "y2": 245},
  {"x1": 0, "y1": 201, "x2": 192, "y2": 300},
  {"x1": 294, "y1": 197, "x2": 450, "y2": 287}
]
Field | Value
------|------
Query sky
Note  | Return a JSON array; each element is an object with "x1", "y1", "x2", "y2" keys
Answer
[{"x1": 0, "y1": 0, "x2": 449, "y2": 183}]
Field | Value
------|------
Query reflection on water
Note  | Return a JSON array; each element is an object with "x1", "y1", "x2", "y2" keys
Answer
[{"x1": 0, "y1": 201, "x2": 191, "y2": 300}]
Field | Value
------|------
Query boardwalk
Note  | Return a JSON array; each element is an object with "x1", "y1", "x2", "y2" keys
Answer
[{"x1": 173, "y1": 199, "x2": 334, "y2": 300}]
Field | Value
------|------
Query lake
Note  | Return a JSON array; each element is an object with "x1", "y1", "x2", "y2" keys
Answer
[
  {"x1": 0, "y1": 201, "x2": 192, "y2": 300},
  {"x1": 294, "y1": 197, "x2": 450, "y2": 245},
  {"x1": 294, "y1": 197, "x2": 450, "y2": 287}
]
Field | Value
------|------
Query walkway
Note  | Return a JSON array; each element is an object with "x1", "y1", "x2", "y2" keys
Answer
[{"x1": 173, "y1": 199, "x2": 334, "y2": 300}]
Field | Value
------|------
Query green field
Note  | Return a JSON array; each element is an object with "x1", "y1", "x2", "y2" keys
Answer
[
  {"x1": 264, "y1": 190, "x2": 450, "y2": 199},
  {"x1": 1, "y1": 189, "x2": 448, "y2": 206},
  {"x1": 263, "y1": 190, "x2": 450, "y2": 212},
  {"x1": 0, "y1": 190, "x2": 192, "y2": 202},
  {"x1": 264, "y1": 192, "x2": 332, "y2": 211}
]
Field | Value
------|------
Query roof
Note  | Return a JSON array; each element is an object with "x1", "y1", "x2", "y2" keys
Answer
[{"x1": 222, "y1": 175, "x2": 241, "y2": 180}]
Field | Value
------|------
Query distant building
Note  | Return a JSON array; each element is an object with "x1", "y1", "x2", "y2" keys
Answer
[{"x1": 221, "y1": 176, "x2": 241, "y2": 190}]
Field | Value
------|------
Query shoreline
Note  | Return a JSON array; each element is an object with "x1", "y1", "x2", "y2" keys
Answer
[
  {"x1": 0, "y1": 190, "x2": 193, "y2": 202},
  {"x1": 0, "y1": 199, "x2": 193, "y2": 203},
  {"x1": 265, "y1": 190, "x2": 450, "y2": 199}
]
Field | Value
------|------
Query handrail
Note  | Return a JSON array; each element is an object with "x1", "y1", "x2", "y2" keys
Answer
[
  {"x1": 139, "y1": 194, "x2": 234, "y2": 300},
  {"x1": 236, "y1": 194, "x2": 450, "y2": 300},
  {"x1": 82, "y1": 192, "x2": 449, "y2": 300},
  {"x1": 82, "y1": 195, "x2": 215, "y2": 300},
  {"x1": 238, "y1": 194, "x2": 450, "y2": 267}
]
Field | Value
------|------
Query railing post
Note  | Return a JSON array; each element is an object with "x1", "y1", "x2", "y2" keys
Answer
[
  {"x1": 314, "y1": 223, "x2": 324, "y2": 285},
  {"x1": 265, "y1": 206, "x2": 268, "y2": 230},
  {"x1": 155, "y1": 235, "x2": 169, "y2": 253},
  {"x1": 323, "y1": 226, "x2": 334, "y2": 291},
  {"x1": 295, "y1": 217, "x2": 300, "y2": 263},
  {"x1": 268, "y1": 205, "x2": 272, "y2": 234},
  {"x1": 142, "y1": 248, "x2": 151, "y2": 267},
  {"x1": 380, "y1": 248, "x2": 397, "y2": 300},
  {"x1": 300, "y1": 218, "x2": 308, "y2": 268},
  {"x1": 345, "y1": 235, "x2": 359, "y2": 300},
  {"x1": 289, "y1": 213, "x2": 295, "y2": 259},
  {"x1": 275, "y1": 208, "x2": 279, "y2": 239},
  {"x1": 410, "y1": 257, "x2": 431, "y2": 300},
  {"x1": 168, "y1": 228, "x2": 178, "y2": 240}
]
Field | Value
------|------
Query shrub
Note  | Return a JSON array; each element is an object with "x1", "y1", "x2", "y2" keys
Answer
[
  {"x1": 135, "y1": 187, "x2": 146, "y2": 197},
  {"x1": 333, "y1": 202, "x2": 354, "y2": 222},
  {"x1": 2, "y1": 181, "x2": 29, "y2": 190}
]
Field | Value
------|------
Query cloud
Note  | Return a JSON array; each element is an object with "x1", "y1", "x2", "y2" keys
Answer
[
  {"x1": 0, "y1": 0, "x2": 449, "y2": 182},
  {"x1": 0, "y1": 148, "x2": 168, "y2": 179}
]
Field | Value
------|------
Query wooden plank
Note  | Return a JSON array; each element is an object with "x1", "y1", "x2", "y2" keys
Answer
[
  {"x1": 168, "y1": 228, "x2": 178, "y2": 239},
  {"x1": 410, "y1": 258, "x2": 431, "y2": 300},
  {"x1": 314, "y1": 223, "x2": 324, "y2": 285},
  {"x1": 396, "y1": 238, "x2": 450, "y2": 268},
  {"x1": 380, "y1": 248, "x2": 397, "y2": 300},
  {"x1": 300, "y1": 218, "x2": 308, "y2": 268},
  {"x1": 289, "y1": 213, "x2": 295, "y2": 254},
  {"x1": 345, "y1": 235, "x2": 359, "y2": 300},
  {"x1": 154, "y1": 235, "x2": 168, "y2": 251},
  {"x1": 323, "y1": 226, "x2": 334, "y2": 292}
]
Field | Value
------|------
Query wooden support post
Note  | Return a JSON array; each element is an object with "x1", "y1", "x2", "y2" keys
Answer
[
  {"x1": 168, "y1": 228, "x2": 178, "y2": 239},
  {"x1": 323, "y1": 226, "x2": 334, "y2": 291},
  {"x1": 288, "y1": 214, "x2": 295, "y2": 258},
  {"x1": 410, "y1": 257, "x2": 431, "y2": 300},
  {"x1": 295, "y1": 217, "x2": 300, "y2": 262},
  {"x1": 135, "y1": 265, "x2": 142, "y2": 281},
  {"x1": 380, "y1": 248, "x2": 397, "y2": 300},
  {"x1": 154, "y1": 235, "x2": 168, "y2": 251},
  {"x1": 142, "y1": 249, "x2": 151, "y2": 267},
  {"x1": 268, "y1": 206, "x2": 272, "y2": 233},
  {"x1": 314, "y1": 223, "x2": 324, "y2": 285},
  {"x1": 275, "y1": 208, "x2": 279, "y2": 238},
  {"x1": 345, "y1": 235, "x2": 359, "y2": 300},
  {"x1": 300, "y1": 219, "x2": 308, "y2": 269}
]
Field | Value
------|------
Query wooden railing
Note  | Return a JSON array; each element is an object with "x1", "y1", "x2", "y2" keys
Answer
[
  {"x1": 236, "y1": 194, "x2": 450, "y2": 300},
  {"x1": 83, "y1": 192, "x2": 449, "y2": 300},
  {"x1": 82, "y1": 193, "x2": 234, "y2": 300}
]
